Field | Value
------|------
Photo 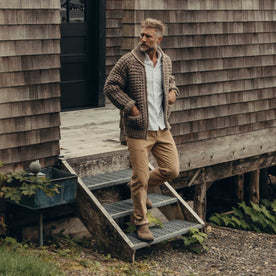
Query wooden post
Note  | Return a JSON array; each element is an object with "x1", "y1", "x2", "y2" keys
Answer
[
  {"x1": 0, "y1": 198, "x2": 6, "y2": 236},
  {"x1": 260, "y1": 168, "x2": 269, "y2": 199},
  {"x1": 194, "y1": 176, "x2": 207, "y2": 221},
  {"x1": 39, "y1": 213, "x2": 43, "y2": 247},
  {"x1": 235, "y1": 174, "x2": 244, "y2": 202},
  {"x1": 248, "y1": 170, "x2": 260, "y2": 203}
]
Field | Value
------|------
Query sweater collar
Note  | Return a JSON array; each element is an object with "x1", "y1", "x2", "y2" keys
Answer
[{"x1": 131, "y1": 43, "x2": 164, "y2": 65}]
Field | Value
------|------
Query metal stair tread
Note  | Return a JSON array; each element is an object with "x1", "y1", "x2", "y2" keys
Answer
[
  {"x1": 82, "y1": 168, "x2": 132, "y2": 190},
  {"x1": 104, "y1": 193, "x2": 178, "y2": 219},
  {"x1": 127, "y1": 220, "x2": 203, "y2": 250}
]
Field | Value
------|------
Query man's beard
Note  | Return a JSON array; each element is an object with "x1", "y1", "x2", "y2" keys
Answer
[{"x1": 140, "y1": 42, "x2": 157, "y2": 53}]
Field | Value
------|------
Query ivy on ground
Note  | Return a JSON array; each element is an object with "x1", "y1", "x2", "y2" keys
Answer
[{"x1": 182, "y1": 228, "x2": 209, "y2": 253}]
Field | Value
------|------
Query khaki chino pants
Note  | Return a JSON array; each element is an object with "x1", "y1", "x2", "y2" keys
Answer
[{"x1": 127, "y1": 129, "x2": 179, "y2": 225}]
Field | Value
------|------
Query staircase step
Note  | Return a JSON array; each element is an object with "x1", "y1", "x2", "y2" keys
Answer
[
  {"x1": 62, "y1": 159, "x2": 205, "y2": 262},
  {"x1": 82, "y1": 168, "x2": 132, "y2": 190},
  {"x1": 127, "y1": 220, "x2": 203, "y2": 250},
  {"x1": 104, "y1": 193, "x2": 178, "y2": 219}
]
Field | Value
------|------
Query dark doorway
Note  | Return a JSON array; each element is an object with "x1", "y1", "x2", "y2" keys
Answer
[{"x1": 60, "y1": 0, "x2": 105, "y2": 110}]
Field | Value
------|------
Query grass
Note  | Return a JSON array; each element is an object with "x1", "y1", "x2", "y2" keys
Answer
[
  {"x1": 0, "y1": 235, "x2": 158, "y2": 275},
  {"x1": 0, "y1": 228, "x2": 209, "y2": 275},
  {"x1": 0, "y1": 245, "x2": 64, "y2": 276}
]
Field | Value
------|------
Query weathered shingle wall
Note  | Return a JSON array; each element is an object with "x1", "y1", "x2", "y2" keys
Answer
[
  {"x1": 122, "y1": 0, "x2": 276, "y2": 171},
  {"x1": 0, "y1": 0, "x2": 61, "y2": 173},
  {"x1": 106, "y1": 0, "x2": 123, "y2": 77}
]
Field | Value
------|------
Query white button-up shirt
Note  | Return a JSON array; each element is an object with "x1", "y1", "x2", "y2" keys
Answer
[{"x1": 145, "y1": 51, "x2": 166, "y2": 131}]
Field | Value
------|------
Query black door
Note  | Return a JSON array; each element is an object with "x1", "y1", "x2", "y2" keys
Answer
[{"x1": 60, "y1": 0, "x2": 105, "y2": 110}]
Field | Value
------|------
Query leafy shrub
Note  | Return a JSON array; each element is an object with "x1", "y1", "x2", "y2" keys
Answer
[
  {"x1": 0, "y1": 163, "x2": 59, "y2": 204},
  {"x1": 209, "y1": 200, "x2": 276, "y2": 234},
  {"x1": 182, "y1": 228, "x2": 209, "y2": 253}
]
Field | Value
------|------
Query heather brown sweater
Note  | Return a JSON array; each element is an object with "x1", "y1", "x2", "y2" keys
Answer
[{"x1": 104, "y1": 44, "x2": 179, "y2": 139}]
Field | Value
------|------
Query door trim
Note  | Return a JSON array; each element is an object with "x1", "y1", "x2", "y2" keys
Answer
[{"x1": 86, "y1": 0, "x2": 106, "y2": 107}]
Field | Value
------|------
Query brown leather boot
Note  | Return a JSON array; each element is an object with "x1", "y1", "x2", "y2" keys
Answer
[
  {"x1": 137, "y1": 224, "x2": 154, "y2": 242},
  {"x1": 146, "y1": 198, "x2": 153, "y2": 209}
]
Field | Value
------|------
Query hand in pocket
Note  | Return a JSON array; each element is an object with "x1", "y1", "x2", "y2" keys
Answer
[{"x1": 129, "y1": 105, "x2": 140, "y2": 116}]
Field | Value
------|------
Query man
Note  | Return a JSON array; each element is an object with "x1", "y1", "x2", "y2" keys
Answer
[{"x1": 104, "y1": 18, "x2": 179, "y2": 241}]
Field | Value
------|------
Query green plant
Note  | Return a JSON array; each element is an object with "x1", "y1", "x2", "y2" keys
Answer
[
  {"x1": 147, "y1": 212, "x2": 163, "y2": 228},
  {"x1": 182, "y1": 228, "x2": 209, "y2": 253},
  {"x1": 209, "y1": 200, "x2": 276, "y2": 234},
  {"x1": 0, "y1": 236, "x2": 21, "y2": 249},
  {"x1": 126, "y1": 221, "x2": 137, "y2": 232},
  {"x1": 0, "y1": 163, "x2": 60, "y2": 204},
  {"x1": 0, "y1": 237, "x2": 64, "y2": 275},
  {"x1": 126, "y1": 212, "x2": 163, "y2": 232}
]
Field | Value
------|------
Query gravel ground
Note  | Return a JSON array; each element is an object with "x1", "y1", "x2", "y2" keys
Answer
[
  {"x1": 134, "y1": 226, "x2": 276, "y2": 275},
  {"x1": 62, "y1": 226, "x2": 276, "y2": 275}
]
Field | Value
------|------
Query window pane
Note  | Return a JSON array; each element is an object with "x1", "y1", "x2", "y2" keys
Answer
[{"x1": 60, "y1": 0, "x2": 86, "y2": 23}]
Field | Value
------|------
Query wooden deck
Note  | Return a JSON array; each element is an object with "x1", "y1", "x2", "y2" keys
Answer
[
  {"x1": 60, "y1": 105, "x2": 126, "y2": 159},
  {"x1": 59, "y1": 105, "x2": 130, "y2": 178}
]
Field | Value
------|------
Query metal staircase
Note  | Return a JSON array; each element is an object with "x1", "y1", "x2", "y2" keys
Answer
[{"x1": 62, "y1": 160, "x2": 205, "y2": 262}]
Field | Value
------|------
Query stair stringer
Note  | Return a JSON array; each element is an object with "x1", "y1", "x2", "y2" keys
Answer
[
  {"x1": 61, "y1": 160, "x2": 136, "y2": 262},
  {"x1": 149, "y1": 163, "x2": 205, "y2": 226}
]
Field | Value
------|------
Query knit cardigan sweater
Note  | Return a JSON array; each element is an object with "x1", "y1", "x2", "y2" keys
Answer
[{"x1": 104, "y1": 44, "x2": 179, "y2": 139}]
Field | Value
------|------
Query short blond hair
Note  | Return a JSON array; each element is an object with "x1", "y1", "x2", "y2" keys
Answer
[{"x1": 141, "y1": 18, "x2": 165, "y2": 36}]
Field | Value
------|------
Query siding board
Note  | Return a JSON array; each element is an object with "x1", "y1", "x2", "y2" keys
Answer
[
  {"x1": 0, "y1": 84, "x2": 60, "y2": 104},
  {"x1": 0, "y1": 40, "x2": 60, "y2": 57},
  {"x1": 0, "y1": 69, "x2": 60, "y2": 89},
  {"x1": 0, "y1": 0, "x2": 60, "y2": 9},
  {"x1": 124, "y1": 10, "x2": 276, "y2": 23},
  {"x1": 0, "y1": 25, "x2": 60, "y2": 40},
  {"x1": 0, "y1": 142, "x2": 60, "y2": 166},
  {"x1": 0, "y1": 10, "x2": 60, "y2": 25},
  {"x1": 0, "y1": 98, "x2": 60, "y2": 120},
  {"x1": 0, "y1": 114, "x2": 60, "y2": 135}
]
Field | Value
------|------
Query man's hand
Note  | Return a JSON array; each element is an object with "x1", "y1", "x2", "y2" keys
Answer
[
  {"x1": 129, "y1": 105, "x2": 140, "y2": 116},
  {"x1": 168, "y1": 90, "x2": 177, "y2": 105}
]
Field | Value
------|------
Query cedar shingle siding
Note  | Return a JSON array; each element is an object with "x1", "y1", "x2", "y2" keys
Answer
[
  {"x1": 106, "y1": 0, "x2": 123, "y2": 77},
  {"x1": 120, "y1": 0, "x2": 276, "y2": 172},
  {"x1": 0, "y1": 0, "x2": 61, "y2": 173},
  {"x1": 1, "y1": 0, "x2": 276, "y2": 174}
]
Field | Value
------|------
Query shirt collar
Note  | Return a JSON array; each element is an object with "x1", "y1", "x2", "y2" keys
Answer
[
  {"x1": 145, "y1": 49, "x2": 162, "y2": 64},
  {"x1": 131, "y1": 44, "x2": 165, "y2": 66}
]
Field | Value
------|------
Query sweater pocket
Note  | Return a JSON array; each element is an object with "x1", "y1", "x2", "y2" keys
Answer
[{"x1": 126, "y1": 113, "x2": 144, "y2": 129}]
